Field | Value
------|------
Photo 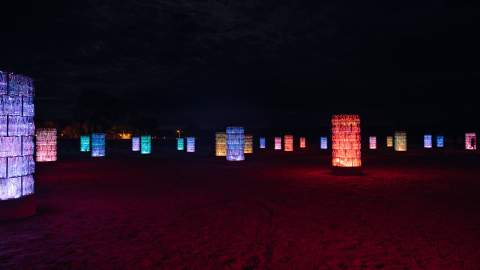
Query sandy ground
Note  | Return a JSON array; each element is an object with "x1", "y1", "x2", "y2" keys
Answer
[{"x1": 1, "y1": 150, "x2": 480, "y2": 269}]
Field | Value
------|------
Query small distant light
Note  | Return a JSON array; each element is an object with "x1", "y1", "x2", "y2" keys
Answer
[
  {"x1": 284, "y1": 135, "x2": 293, "y2": 152},
  {"x1": 141, "y1": 135, "x2": 151, "y2": 154},
  {"x1": 244, "y1": 134, "x2": 253, "y2": 154},
  {"x1": 177, "y1": 138, "x2": 184, "y2": 151},
  {"x1": 259, "y1": 137, "x2": 266, "y2": 149},
  {"x1": 369, "y1": 136, "x2": 377, "y2": 150},
  {"x1": 465, "y1": 133, "x2": 476, "y2": 150},
  {"x1": 436, "y1": 135, "x2": 444, "y2": 148},
  {"x1": 299, "y1": 137, "x2": 306, "y2": 149},
  {"x1": 80, "y1": 135, "x2": 90, "y2": 152},
  {"x1": 186, "y1": 137, "x2": 195, "y2": 153},
  {"x1": 320, "y1": 137, "x2": 328, "y2": 150},
  {"x1": 394, "y1": 131, "x2": 407, "y2": 152},
  {"x1": 132, "y1": 136, "x2": 140, "y2": 151},
  {"x1": 91, "y1": 133, "x2": 106, "y2": 157},
  {"x1": 274, "y1": 137, "x2": 282, "y2": 150},
  {"x1": 118, "y1": 132, "x2": 132, "y2": 140},
  {"x1": 215, "y1": 132, "x2": 227, "y2": 157},
  {"x1": 424, "y1": 135, "x2": 432, "y2": 149},
  {"x1": 386, "y1": 136, "x2": 393, "y2": 148}
]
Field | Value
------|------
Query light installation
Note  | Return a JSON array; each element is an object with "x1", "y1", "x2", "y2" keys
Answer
[
  {"x1": 226, "y1": 127, "x2": 244, "y2": 161},
  {"x1": 394, "y1": 131, "x2": 407, "y2": 152},
  {"x1": 141, "y1": 135, "x2": 151, "y2": 154},
  {"x1": 36, "y1": 128, "x2": 57, "y2": 162},
  {"x1": 244, "y1": 134, "x2": 253, "y2": 154},
  {"x1": 424, "y1": 135, "x2": 432, "y2": 149},
  {"x1": 91, "y1": 133, "x2": 106, "y2": 157},
  {"x1": 80, "y1": 135, "x2": 90, "y2": 152},
  {"x1": 320, "y1": 137, "x2": 328, "y2": 150},
  {"x1": 386, "y1": 136, "x2": 394, "y2": 148},
  {"x1": 465, "y1": 133, "x2": 476, "y2": 150},
  {"x1": 215, "y1": 132, "x2": 227, "y2": 156},
  {"x1": 284, "y1": 135, "x2": 293, "y2": 152},
  {"x1": 0, "y1": 71, "x2": 35, "y2": 216},
  {"x1": 299, "y1": 137, "x2": 306, "y2": 149},
  {"x1": 369, "y1": 136, "x2": 377, "y2": 150},
  {"x1": 259, "y1": 137, "x2": 266, "y2": 149},
  {"x1": 132, "y1": 136, "x2": 140, "y2": 152},
  {"x1": 331, "y1": 114, "x2": 361, "y2": 168},
  {"x1": 177, "y1": 138, "x2": 184, "y2": 151},
  {"x1": 186, "y1": 137, "x2": 195, "y2": 153},
  {"x1": 436, "y1": 135, "x2": 444, "y2": 148},
  {"x1": 274, "y1": 137, "x2": 282, "y2": 150}
]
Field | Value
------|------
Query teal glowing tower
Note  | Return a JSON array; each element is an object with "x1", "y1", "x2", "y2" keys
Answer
[
  {"x1": 80, "y1": 135, "x2": 90, "y2": 152},
  {"x1": 141, "y1": 135, "x2": 151, "y2": 154},
  {"x1": 177, "y1": 138, "x2": 184, "y2": 151}
]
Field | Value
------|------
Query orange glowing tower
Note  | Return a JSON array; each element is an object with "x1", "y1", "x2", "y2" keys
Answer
[
  {"x1": 299, "y1": 137, "x2": 306, "y2": 149},
  {"x1": 284, "y1": 135, "x2": 293, "y2": 152},
  {"x1": 244, "y1": 134, "x2": 253, "y2": 154},
  {"x1": 215, "y1": 132, "x2": 227, "y2": 157},
  {"x1": 331, "y1": 115, "x2": 361, "y2": 172}
]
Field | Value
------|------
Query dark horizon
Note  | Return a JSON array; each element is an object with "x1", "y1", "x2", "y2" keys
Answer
[{"x1": 1, "y1": 0, "x2": 480, "y2": 131}]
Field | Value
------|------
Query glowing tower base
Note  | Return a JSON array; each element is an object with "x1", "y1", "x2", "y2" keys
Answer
[{"x1": 0, "y1": 195, "x2": 36, "y2": 221}]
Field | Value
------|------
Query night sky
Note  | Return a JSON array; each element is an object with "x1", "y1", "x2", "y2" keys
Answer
[{"x1": 1, "y1": 0, "x2": 480, "y2": 131}]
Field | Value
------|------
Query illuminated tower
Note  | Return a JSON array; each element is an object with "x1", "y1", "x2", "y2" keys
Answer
[
  {"x1": 320, "y1": 137, "x2": 328, "y2": 150},
  {"x1": 215, "y1": 132, "x2": 227, "y2": 157},
  {"x1": 132, "y1": 136, "x2": 140, "y2": 152},
  {"x1": 386, "y1": 136, "x2": 394, "y2": 148},
  {"x1": 369, "y1": 136, "x2": 377, "y2": 150},
  {"x1": 436, "y1": 135, "x2": 444, "y2": 148},
  {"x1": 274, "y1": 137, "x2": 282, "y2": 150},
  {"x1": 394, "y1": 131, "x2": 407, "y2": 152},
  {"x1": 244, "y1": 134, "x2": 253, "y2": 154},
  {"x1": 141, "y1": 135, "x2": 151, "y2": 154},
  {"x1": 299, "y1": 137, "x2": 306, "y2": 149},
  {"x1": 259, "y1": 137, "x2": 266, "y2": 149},
  {"x1": 465, "y1": 133, "x2": 476, "y2": 150},
  {"x1": 424, "y1": 134, "x2": 432, "y2": 149},
  {"x1": 284, "y1": 135, "x2": 293, "y2": 152},
  {"x1": 0, "y1": 71, "x2": 36, "y2": 219},
  {"x1": 186, "y1": 137, "x2": 196, "y2": 153},
  {"x1": 91, "y1": 133, "x2": 106, "y2": 157},
  {"x1": 331, "y1": 114, "x2": 361, "y2": 173},
  {"x1": 226, "y1": 127, "x2": 244, "y2": 161},
  {"x1": 177, "y1": 137, "x2": 184, "y2": 151},
  {"x1": 80, "y1": 135, "x2": 90, "y2": 152},
  {"x1": 36, "y1": 128, "x2": 57, "y2": 162}
]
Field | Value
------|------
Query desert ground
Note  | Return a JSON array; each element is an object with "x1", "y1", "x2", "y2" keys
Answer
[{"x1": 1, "y1": 140, "x2": 480, "y2": 269}]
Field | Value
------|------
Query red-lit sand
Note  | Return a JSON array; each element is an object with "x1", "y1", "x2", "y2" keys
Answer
[{"x1": 1, "y1": 150, "x2": 480, "y2": 269}]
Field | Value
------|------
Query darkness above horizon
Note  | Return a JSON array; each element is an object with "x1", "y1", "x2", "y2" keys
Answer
[{"x1": 1, "y1": 0, "x2": 480, "y2": 131}]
